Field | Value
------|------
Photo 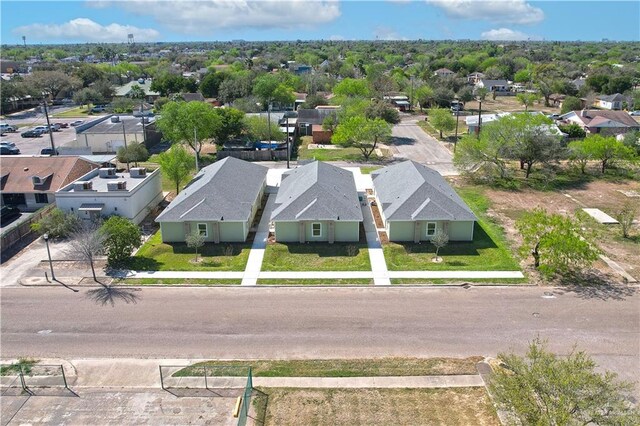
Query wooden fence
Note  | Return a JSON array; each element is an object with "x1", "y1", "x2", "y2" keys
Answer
[
  {"x1": 1, "y1": 204, "x2": 55, "y2": 254},
  {"x1": 217, "y1": 150, "x2": 289, "y2": 161}
]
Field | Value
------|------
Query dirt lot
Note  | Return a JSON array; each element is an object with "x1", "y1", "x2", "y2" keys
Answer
[
  {"x1": 464, "y1": 96, "x2": 562, "y2": 115},
  {"x1": 258, "y1": 387, "x2": 499, "y2": 426},
  {"x1": 476, "y1": 179, "x2": 640, "y2": 282}
]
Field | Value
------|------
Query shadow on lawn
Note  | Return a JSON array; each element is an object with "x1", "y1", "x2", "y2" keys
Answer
[
  {"x1": 282, "y1": 242, "x2": 367, "y2": 257},
  {"x1": 397, "y1": 223, "x2": 497, "y2": 256}
]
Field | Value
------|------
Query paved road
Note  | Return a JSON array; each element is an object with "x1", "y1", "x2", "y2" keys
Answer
[
  {"x1": 2, "y1": 286, "x2": 638, "y2": 386},
  {"x1": 389, "y1": 114, "x2": 457, "y2": 175}
]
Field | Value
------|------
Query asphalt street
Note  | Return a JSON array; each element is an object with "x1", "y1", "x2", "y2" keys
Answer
[
  {"x1": 390, "y1": 114, "x2": 457, "y2": 175},
  {"x1": 1, "y1": 286, "x2": 638, "y2": 385}
]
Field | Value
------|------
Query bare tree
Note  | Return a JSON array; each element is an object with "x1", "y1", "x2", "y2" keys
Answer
[
  {"x1": 431, "y1": 232, "x2": 449, "y2": 262},
  {"x1": 186, "y1": 231, "x2": 205, "y2": 262},
  {"x1": 66, "y1": 221, "x2": 106, "y2": 283},
  {"x1": 615, "y1": 203, "x2": 637, "y2": 239}
]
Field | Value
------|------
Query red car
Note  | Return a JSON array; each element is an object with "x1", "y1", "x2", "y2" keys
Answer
[{"x1": 56, "y1": 122, "x2": 69, "y2": 128}]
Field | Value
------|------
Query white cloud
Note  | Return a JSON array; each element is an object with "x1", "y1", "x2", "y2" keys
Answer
[
  {"x1": 481, "y1": 27, "x2": 538, "y2": 41},
  {"x1": 94, "y1": 0, "x2": 341, "y2": 34},
  {"x1": 13, "y1": 18, "x2": 160, "y2": 42},
  {"x1": 374, "y1": 26, "x2": 407, "y2": 40},
  {"x1": 329, "y1": 34, "x2": 345, "y2": 41},
  {"x1": 427, "y1": 0, "x2": 544, "y2": 25}
]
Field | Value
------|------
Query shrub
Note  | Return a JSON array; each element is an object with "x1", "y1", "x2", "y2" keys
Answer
[
  {"x1": 101, "y1": 216, "x2": 142, "y2": 265},
  {"x1": 30, "y1": 208, "x2": 80, "y2": 239}
]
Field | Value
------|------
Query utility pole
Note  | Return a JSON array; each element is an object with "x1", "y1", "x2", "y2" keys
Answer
[
  {"x1": 121, "y1": 121, "x2": 130, "y2": 171},
  {"x1": 42, "y1": 99, "x2": 57, "y2": 155},
  {"x1": 454, "y1": 108, "x2": 460, "y2": 152},
  {"x1": 477, "y1": 99, "x2": 483, "y2": 139},
  {"x1": 410, "y1": 76, "x2": 414, "y2": 112},
  {"x1": 286, "y1": 116, "x2": 290, "y2": 169},
  {"x1": 194, "y1": 127, "x2": 200, "y2": 171},
  {"x1": 267, "y1": 103, "x2": 272, "y2": 159}
]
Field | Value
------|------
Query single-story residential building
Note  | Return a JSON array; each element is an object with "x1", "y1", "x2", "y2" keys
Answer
[
  {"x1": 56, "y1": 167, "x2": 163, "y2": 224},
  {"x1": 72, "y1": 115, "x2": 161, "y2": 154},
  {"x1": 297, "y1": 108, "x2": 338, "y2": 143},
  {"x1": 560, "y1": 109, "x2": 640, "y2": 135},
  {"x1": 156, "y1": 157, "x2": 268, "y2": 243},
  {"x1": 434, "y1": 68, "x2": 455, "y2": 78},
  {"x1": 383, "y1": 95, "x2": 411, "y2": 111},
  {"x1": 593, "y1": 93, "x2": 625, "y2": 110},
  {"x1": 467, "y1": 72, "x2": 485, "y2": 85},
  {"x1": 0, "y1": 156, "x2": 99, "y2": 211},
  {"x1": 270, "y1": 161, "x2": 363, "y2": 243},
  {"x1": 371, "y1": 161, "x2": 477, "y2": 242},
  {"x1": 113, "y1": 78, "x2": 160, "y2": 103},
  {"x1": 466, "y1": 111, "x2": 565, "y2": 136},
  {"x1": 475, "y1": 79, "x2": 510, "y2": 95}
]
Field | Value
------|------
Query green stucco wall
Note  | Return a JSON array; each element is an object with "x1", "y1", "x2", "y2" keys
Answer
[
  {"x1": 335, "y1": 222, "x2": 360, "y2": 242},
  {"x1": 274, "y1": 221, "x2": 360, "y2": 243},
  {"x1": 387, "y1": 220, "x2": 474, "y2": 242},
  {"x1": 159, "y1": 221, "x2": 247, "y2": 243},
  {"x1": 159, "y1": 222, "x2": 184, "y2": 243}
]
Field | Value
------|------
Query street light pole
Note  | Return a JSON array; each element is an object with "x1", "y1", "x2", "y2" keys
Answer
[
  {"x1": 121, "y1": 121, "x2": 130, "y2": 171},
  {"x1": 43, "y1": 233, "x2": 55, "y2": 282},
  {"x1": 454, "y1": 108, "x2": 460, "y2": 152},
  {"x1": 42, "y1": 99, "x2": 57, "y2": 155},
  {"x1": 267, "y1": 103, "x2": 272, "y2": 158},
  {"x1": 286, "y1": 116, "x2": 290, "y2": 169},
  {"x1": 477, "y1": 99, "x2": 483, "y2": 139}
]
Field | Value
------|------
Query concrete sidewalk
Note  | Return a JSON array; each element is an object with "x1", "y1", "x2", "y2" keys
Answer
[
  {"x1": 242, "y1": 193, "x2": 276, "y2": 286},
  {"x1": 36, "y1": 358, "x2": 484, "y2": 389},
  {"x1": 361, "y1": 194, "x2": 391, "y2": 286}
]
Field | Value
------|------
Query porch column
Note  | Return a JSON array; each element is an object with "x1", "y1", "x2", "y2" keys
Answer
[
  {"x1": 328, "y1": 221, "x2": 335, "y2": 244},
  {"x1": 299, "y1": 222, "x2": 306, "y2": 243},
  {"x1": 413, "y1": 221, "x2": 421, "y2": 243},
  {"x1": 212, "y1": 221, "x2": 220, "y2": 244}
]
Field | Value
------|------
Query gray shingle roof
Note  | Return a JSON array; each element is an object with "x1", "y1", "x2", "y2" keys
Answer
[
  {"x1": 271, "y1": 161, "x2": 363, "y2": 222},
  {"x1": 597, "y1": 93, "x2": 625, "y2": 102},
  {"x1": 156, "y1": 157, "x2": 267, "y2": 223},
  {"x1": 371, "y1": 161, "x2": 476, "y2": 222}
]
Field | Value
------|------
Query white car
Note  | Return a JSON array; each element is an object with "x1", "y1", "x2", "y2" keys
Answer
[
  {"x1": 0, "y1": 141, "x2": 17, "y2": 148},
  {"x1": 0, "y1": 123, "x2": 18, "y2": 133},
  {"x1": 32, "y1": 126, "x2": 50, "y2": 133},
  {"x1": 629, "y1": 111, "x2": 640, "y2": 116}
]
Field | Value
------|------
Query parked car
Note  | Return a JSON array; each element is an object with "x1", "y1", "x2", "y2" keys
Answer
[
  {"x1": 0, "y1": 123, "x2": 18, "y2": 133},
  {"x1": 40, "y1": 148, "x2": 59, "y2": 155},
  {"x1": 56, "y1": 122, "x2": 69, "y2": 128},
  {"x1": 48, "y1": 123, "x2": 61, "y2": 132},
  {"x1": 0, "y1": 206, "x2": 21, "y2": 226},
  {"x1": 547, "y1": 113, "x2": 560, "y2": 120},
  {"x1": 91, "y1": 105, "x2": 106, "y2": 113},
  {"x1": 0, "y1": 141, "x2": 17, "y2": 148},
  {"x1": 21, "y1": 129, "x2": 43, "y2": 138},
  {"x1": 629, "y1": 111, "x2": 640, "y2": 116},
  {"x1": 70, "y1": 120, "x2": 84, "y2": 127},
  {"x1": 32, "y1": 126, "x2": 50, "y2": 134},
  {"x1": 0, "y1": 146, "x2": 20, "y2": 155}
]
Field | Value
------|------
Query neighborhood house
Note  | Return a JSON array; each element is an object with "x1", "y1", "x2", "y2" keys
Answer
[
  {"x1": 55, "y1": 166, "x2": 163, "y2": 224},
  {"x1": 156, "y1": 157, "x2": 268, "y2": 243},
  {"x1": 371, "y1": 161, "x2": 477, "y2": 242},
  {"x1": 0, "y1": 156, "x2": 99, "y2": 211},
  {"x1": 270, "y1": 161, "x2": 363, "y2": 243},
  {"x1": 560, "y1": 109, "x2": 640, "y2": 135}
]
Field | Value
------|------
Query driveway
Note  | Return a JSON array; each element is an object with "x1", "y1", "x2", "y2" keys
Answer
[
  {"x1": 389, "y1": 114, "x2": 457, "y2": 176},
  {"x1": 0, "y1": 238, "x2": 75, "y2": 287}
]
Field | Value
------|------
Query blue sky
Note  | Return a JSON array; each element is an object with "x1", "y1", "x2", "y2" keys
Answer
[{"x1": 1, "y1": 1, "x2": 639, "y2": 44}]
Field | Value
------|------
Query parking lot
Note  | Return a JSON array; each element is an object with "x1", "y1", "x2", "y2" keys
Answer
[{"x1": 1, "y1": 120, "x2": 81, "y2": 156}]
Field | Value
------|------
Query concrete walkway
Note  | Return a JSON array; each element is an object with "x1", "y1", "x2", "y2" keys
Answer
[
  {"x1": 361, "y1": 195, "x2": 391, "y2": 286},
  {"x1": 242, "y1": 193, "x2": 276, "y2": 286}
]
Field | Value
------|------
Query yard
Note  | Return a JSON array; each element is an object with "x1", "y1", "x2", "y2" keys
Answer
[
  {"x1": 297, "y1": 136, "x2": 389, "y2": 162},
  {"x1": 261, "y1": 242, "x2": 371, "y2": 271},
  {"x1": 256, "y1": 387, "x2": 499, "y2": 426},
  {"x1": 51, "y1": 106, "x2": 94, "y2": 118},
  {"x1": 126, "y1": 231, "x2": 251, "y2": 271},
  {"x1": 383, "y1": 186, "x2": 521, "y2": 272}
]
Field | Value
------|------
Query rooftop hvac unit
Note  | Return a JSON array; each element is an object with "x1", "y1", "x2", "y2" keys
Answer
[
  {"x1": 98, "y1": 168, "x2": 117, "y2": 178},
  {"x1": 74, "y1": 181, "x2": 93, "y2": 191},
  {"x1": 107, "y1": 181, "x2": 127, "y2": 191},
  {"x1": 130, "y1": 167, "x2": 147, "y2": 178}
]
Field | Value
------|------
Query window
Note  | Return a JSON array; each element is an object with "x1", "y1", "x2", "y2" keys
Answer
[
  {"x1": 312, "y1": 222, "x2": 322, "y2": 237},
  {"x1": 426, "y1": 222, "x2": 437, "y2": 237},
  {"x1": 197, "y1": 223, "x2": 207, "y2": 237},
  {"x1": 35, "y1": 193, "x2": 48, "y2": 204}
]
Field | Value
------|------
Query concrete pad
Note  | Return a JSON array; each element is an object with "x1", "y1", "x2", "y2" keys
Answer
[{"x1": 582, "y1": 208, "x2": 619, "y2": 224}]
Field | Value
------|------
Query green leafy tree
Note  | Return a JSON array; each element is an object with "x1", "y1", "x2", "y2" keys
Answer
[
  {"x1": 414, "y1": 85, "x2": 434, "y2": 110},
  {"x1": 615, "y1": 203, "x2": 637, "y2": 239},
  {"x1": 581, "y1": 135, "x2": 636, "y2": 174},
  {"x1": 430, "y1": 232, "x2": 449, "y2": 262},
  {"x1": 73, "y1": 88, "x2": 104, "y2": 109},
  {"x1": 490, "y1": 338, "x2": 640, "y2": 426},
  {"x1": 453, "y1": 134, "x2": 509, "y2": 180},
  {"x1": 558, "y1": 122, "x2": 586, "y2": 139},
  {"x1": 31, "y1": 208, "x2": 80, "y2": 239},
  {"x1": 332, "y1": 78, "x2": 370, "y2": 98},
  {"x1": 365, "y1": 100, "x2": 400, "y2": 124},
  {"x1": 515, "y1": 92, "x2": 539, "y2": 111},
  {"x1": 150, "y1": 73, "x2": 190, "y2": 97},
  {"x1": 116, "y1": 143, "x2": 149, "y2": 167},
  {"x1": 199, "y1": 71, "x2": 228, "y2": 98},
  {"x1": 24, "y1": 70, "x2": 82, "y2": 100},
  {"x1": 157, "y1": 144, "x2": 195, "y2": 194},
  {"x1": 252, "y1": 74, "x2": 295, "y2": 108},
  {"x1": 332, "y1": 116, "x2": 391, "y2": 160},
  {"x1": 156, "y1": 101, "x2": 222, "y2": 171},
  {"x1": 516, "y1": 208, "x2": 599, "y2": 277},
  {"x1": 186, "y1": 230, "x2": 205, "y2": 262},
  {"x1": 560, "y1": 96, "x2": 583, "y2": 114},
  {"x1": 568, "y1": 139, "x2": 593, "y2": 174},
  {"x1": 475, "y1": 87, "x2": 489, "y2": 101},
  {"x1": 211, "y1": 108, "x2": 245, "y2": 145},
  {"x1": 244, "y1": 116, "x2": 285, "y2": 142},
  {"x1": 101, "y1": 216, "x2": 142, "y2": 265},
  {"x1": 428, "y1": 108, "x2": 456, "y2": 139}
]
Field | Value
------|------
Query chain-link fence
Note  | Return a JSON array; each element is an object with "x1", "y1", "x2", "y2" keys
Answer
[
  {"x1": 236, "y1": 367, "x2": 253, "y2": 426},
  {"x1": 0, "y1": 363, "x2": 70, "y2": 396}
]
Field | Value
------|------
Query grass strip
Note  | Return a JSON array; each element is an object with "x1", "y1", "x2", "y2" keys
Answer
[
  {"x1": 174, "y1": 357, "x2": 483, "y2": 378},
  {"x1": 120, "y1": 278, "x2": 241, "y2": 285},
  {"x1": 257, "y1": 279, "x2": 373, "y2": 285}
]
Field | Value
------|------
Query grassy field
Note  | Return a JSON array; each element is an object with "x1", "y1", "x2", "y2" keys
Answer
[
  {"x1": 261, "y1": 242, "x2": 370, "y2": 271},
  {"x1": 384, "y1": 186, "x2": 520, "y2": 271},
  {"x1": 51, "y1": 106, "x2": 93, "y2": 118},
  {"x1": 257, "y1": 278, "x2": 373, "y2": 285},
  {"x1": 256, "y1": 387, "x2": 499, "y2": 426},
  {"x1": 297, "y1": 136, "x2": 388, "y2": 162},
  {"x1": 126, "y1": 231, "x2": 250, "y2": 271},
  {"x1": 118, "y1": 278, "x2": 241, "y2": 285},
  {"x1": 177, "y1": 357, "x2": 483, "y2": 377}
]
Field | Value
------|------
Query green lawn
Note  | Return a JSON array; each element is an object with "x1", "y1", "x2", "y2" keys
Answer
[
  {"x1": 360, "y1": 166, "x2": 381, "y2": 174},
  {"x1": 391, "y1": 278, "x2": 528, "y2": 285},
  {"x1": 118, "y1": 278, "x2": 241, "y2": 285},
  {"x1": 51, "y1": 106, "x2": 93, "y2": 118},
  {"x1": 261, "y1": 242, "x2": 370, "y2": 271},
  {"x1": 126, "y1": 231, "x2": 250, "y2": 271},
  {"x1": 257, "y1": 278, "x2": 373, "y2": 285},
  {"x1": 176, "y1": 357, "x2": 483, "y2": 377},
  {"x1": 384, "y1": 186, "x2": 520, "y2": 271},
  {"x1": 297, "y1": 136, "x2": 385, "y2": 162}
]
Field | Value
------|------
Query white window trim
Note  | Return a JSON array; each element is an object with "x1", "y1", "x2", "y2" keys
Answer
[
  {"x1": 197, "y1": 223, "x2": 208, "y2": 237},
  {"x1": 311, "y1": 222, "x2": 322, "y2": 237},
  {"x1": 426, "y1": 222, "x2": 437, "y2": 237}
]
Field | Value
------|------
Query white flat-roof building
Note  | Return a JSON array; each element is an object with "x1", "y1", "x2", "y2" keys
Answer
[{"x1": 56, "y1": 167, "x2": 163, "y2": 224}]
